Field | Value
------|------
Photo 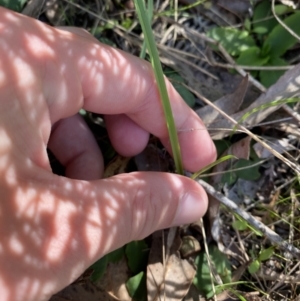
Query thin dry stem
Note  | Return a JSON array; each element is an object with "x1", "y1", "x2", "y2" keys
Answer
[
  {"x1": 184, "y1": 82, "x2": 300, "y2": 174},
  {"x1": 199, "y1": 218, "x2": 218, "y2": 300},
  {"x1": 181, "y1": 25, "x2": 300, "y2": 124},
  {"x1": 197, "y1": 179, "x2": 300, "y2": 259},
  {"x1": 271, "y1": 0, "x2": 300, "y2": 41}
]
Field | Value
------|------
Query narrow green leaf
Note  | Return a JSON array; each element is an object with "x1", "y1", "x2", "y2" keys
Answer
[
  {"x1": 126, "y1": 272, "x2": 147, "y2": 301},
  {"x1": 191, "y1": 155, "x2": 237, "y2": 180},
  {"x1": 253, "y1": 1, "x2": 277, "y2": 36},
  {"x1": 235, "y1": 97, "x2": 300, "y2": 130},
  {"x1": 134, "y1": 0, "x2": 183, "y2": 174},
  {"x1": 125, "y1": 240, "x2": 149, "y2": 274},
  {"x1": 263, "y1": 11, "x2": 300, "y2": 57},
  {"x1": 228, "y1": 289, "x2": 248, "y2": 301},
  {"x1": 140, "y1": 0, "x2": 153, "y2": 59},
  {"x1": 90, "y1": 255, "x2": 108, "y2": 282},
  {"x1": 249, "y1": 226, "x2": 263, "y2": 237},
  {"x1": 233, "y1": 214, "x2": 263, "y2": 236}
]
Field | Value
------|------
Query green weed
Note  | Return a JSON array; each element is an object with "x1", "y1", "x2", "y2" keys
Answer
[{"x1": 207, "y1": 2, "x2": 300, "y2": 87}]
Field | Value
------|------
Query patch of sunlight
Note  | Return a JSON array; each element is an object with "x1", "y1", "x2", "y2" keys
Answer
[{"x1": 9, "y1": 234, "x2": 24, "y2": 255}]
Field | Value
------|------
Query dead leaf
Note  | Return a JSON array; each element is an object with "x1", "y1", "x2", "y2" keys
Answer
[
  {"x1": 196, "y1": 75, "x2": 248, "y2": 126},
  {"x1": 147, "y1": 231, "x2": 196, "y2": 301},
  {"x1": 226, "y1": 178, "x2": 260, "y2": 206},
  {"x1": 253, "y1": 138, "x2": 293, "y2": 159},
  {"x1": 104, "y1": 156, "x2": 131, "y2": 178},
  {"x1": 147, "y1": 255, "x2": 196, "y2": 301},
  {"x1": 180, "y1": 236, "x2": 201, "y2": 258},
  {"x1": 96, "y1": 257, "x2": 131, "y2": 301},
  {"x1": 207, "y1": 63, "x2": 300, "y2": 139},
  {"x1": 215, "y1": 0, "x2": 252, "y2": 16}
]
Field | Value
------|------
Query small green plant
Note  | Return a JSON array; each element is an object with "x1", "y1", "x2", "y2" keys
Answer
[
  {"x1": 191, "y1": 155, "x2": 236, "y2": 180},
  {"x1": 248, "y1": 246, "x2": 275, "y2": 274},
  {"x1": 221, "y1": 158, "x2": 261, "y2": 185},
  {"x1": 232, "y1": 215, "x2": 263, "y2": 236},
  {"x1": 90, "y1": 240, "x2": 149, "y2": 283},
  {"x1": 207, "y1": 2, "x2": 300, "y2": 87},
  {"x1": 126, "y1": 271, "x2": 147, "y2": 301},
  {"x1": 125, "y1": 241, "x2": 149, "y2": 301},
  {"x1": 90, "y1": 246, "x2": 124, "y2": 282},
  {"x1": 193, "y1": 244, "x2": 232, "y2": 298}
]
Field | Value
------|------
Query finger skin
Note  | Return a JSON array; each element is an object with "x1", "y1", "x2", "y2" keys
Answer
[
  {"x1": 0, "y1": 170, "x2": 207, "y2": 301},
  {"x1": 0, "y1": 7, "x2": 216, "y2": 301},
  {"x1": 104, "y1": 114, "x2": 150, "y2": 156},
  {"x1": 74, "y1": 40, "x2": 216, "y2": 171},
  {"x1": 0, "y1": 7, "x2": 216, "y2": 172},
  {"x1": 48, "y1": 114, "x2": 104, "y2": 180}
]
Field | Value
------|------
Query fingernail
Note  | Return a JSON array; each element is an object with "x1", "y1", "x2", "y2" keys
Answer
[{"x1": 172, "y1": 191, "x2": 207, "y2": 226}]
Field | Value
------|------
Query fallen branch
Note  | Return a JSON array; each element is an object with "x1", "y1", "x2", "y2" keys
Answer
[{"x1": 197, "y1": 179, "x2": 300, "y2": 260}]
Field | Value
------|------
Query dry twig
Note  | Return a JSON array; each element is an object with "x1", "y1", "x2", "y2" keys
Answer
[
  {"x1": 271, "y1": 0, "x2": 300, "y2": 41},
  {"x1": 197, "y1": 179, "x2": 300, "y2": 260}
]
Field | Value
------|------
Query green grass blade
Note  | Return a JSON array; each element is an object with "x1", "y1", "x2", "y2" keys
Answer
[
  {"x1": 191, "y1": 155, "x2": 237, "y2": 180},
  {"x1": 139, "y1": 0, "x2": 153, "y2": 59},
  {"x1": 232, "y1": 98, "x2": 300, "y2": 135},
  {"x1": 134, "y1": 0, "x2": 183, "y2": 174}
]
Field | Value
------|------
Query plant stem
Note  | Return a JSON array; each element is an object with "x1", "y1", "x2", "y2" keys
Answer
[{"x1": 134, "y1": 0, "x2": 183, "y2": 174}]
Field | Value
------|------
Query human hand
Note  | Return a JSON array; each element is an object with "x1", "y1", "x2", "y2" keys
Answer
[{"x1": 0, "y1": 7, "x2": 216, "y2": 301}]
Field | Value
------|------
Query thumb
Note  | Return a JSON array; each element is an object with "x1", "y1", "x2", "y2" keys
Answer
[
  {"x1": 2, "y1": 171, "x2": 208, "y2": 301},
  {"x1": 52, "y1": 172, "x2": 207, "y2": 259}
]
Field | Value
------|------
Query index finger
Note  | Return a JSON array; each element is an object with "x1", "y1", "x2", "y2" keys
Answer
[
  {"x1": 24, "y1": 21, "x2": 216, "y2": 171},
  {"x1": 1, "y1": 9, "x2": 215, "y2": 170},
  {"x1": 62, "y1": 29, "x2": 216, "y2": 171}
]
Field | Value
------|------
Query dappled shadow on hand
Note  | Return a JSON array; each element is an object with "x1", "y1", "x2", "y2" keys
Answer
[{"x1": 0, "y1": 158, "x2": 181, "y2": 300}]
